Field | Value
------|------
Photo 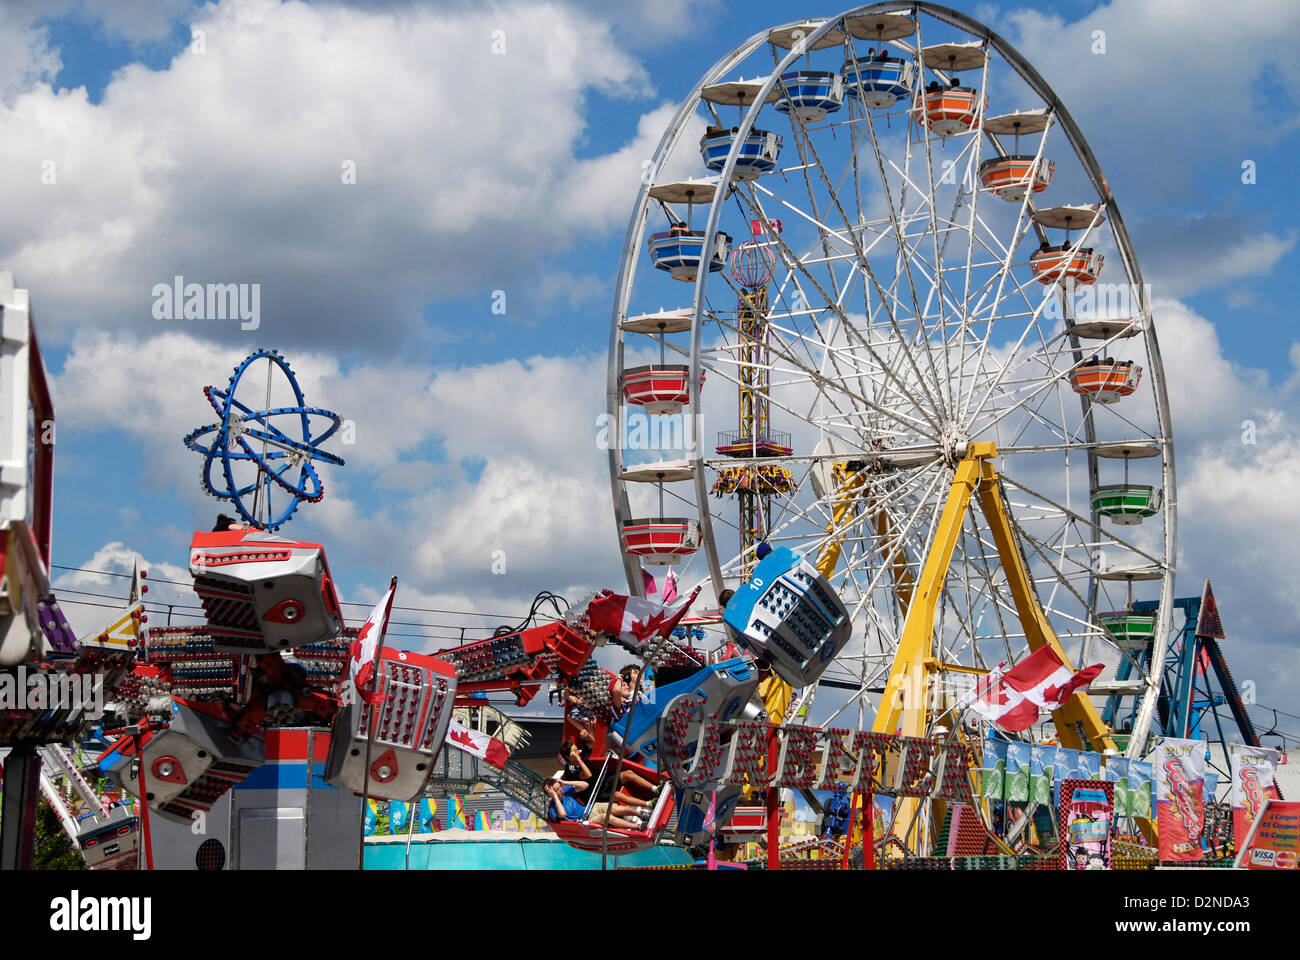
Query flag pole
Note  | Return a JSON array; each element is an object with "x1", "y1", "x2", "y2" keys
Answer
[
  {"x1": 600, "y1": 633, "x2": 667, "y2": 871},
  {"x1": 356, "y1": 576, "x2": 398, "y2": 870},
  {"x1": 403, "y1": 796, "x2": 421, "y2": 870},
  {"x1": 599, "y1": 590, "x2": 698, "y2": 870}
]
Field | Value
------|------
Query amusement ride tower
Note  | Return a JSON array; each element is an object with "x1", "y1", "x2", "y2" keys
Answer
[{"x1": 711, "y1": 232, "x2": 796, "y2": 579}]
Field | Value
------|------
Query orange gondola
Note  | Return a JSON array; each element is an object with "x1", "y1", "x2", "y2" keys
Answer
[
  {"x1": 1030, "y1": 244, "x2": 1103, "y2": 285},
  {"x1": 1068, "y1": 358, "x2": 1142, "y2": 403},
  {"x1": 977, "y1": 156, "x2": 1053, "y2": 202}
]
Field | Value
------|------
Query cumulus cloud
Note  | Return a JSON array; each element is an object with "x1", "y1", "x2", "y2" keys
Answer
[
  {"x1": 997, "y1": 0, "x2": 1300, "y2": 182},
  {"x1": 0, "y1": 0, "x2": 676, "y2": 350},
  {"x1": 49, "y1": 327, "x2": 625, "y2": 604}
]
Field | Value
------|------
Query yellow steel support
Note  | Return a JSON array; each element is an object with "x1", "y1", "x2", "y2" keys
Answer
[
  {"x1": 875, "y1": 507, "x2": 914, "y2": 615},
  {"x1": 869, "y1": 443, "x2": 1117, "y2": 853},
  {"x1": 974, "y1": 456, "x2": 1116, "y2": 753},
  {"x1": 872, "y1": 447, "x2": 987, "y2": 741},
  {"x1": 814, "y1": 462, "x2": 865, "y2": 580}
]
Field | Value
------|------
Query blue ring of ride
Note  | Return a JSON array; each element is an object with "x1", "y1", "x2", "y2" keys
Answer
[{"x1": 183, "y1": 349, "x2": 346, "y2": 531}]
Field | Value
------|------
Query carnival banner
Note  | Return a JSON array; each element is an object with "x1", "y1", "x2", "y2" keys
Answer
[
  {"x1": 1029, "y1": 743, "x2": 1057, "y2": 806},
  {"x1": 1059, "y1": 779, "x2": 1114, "y2": 870},
  {"x1": 1155, "y1": 737, "x2": 1206, "y2": 862},
  {"x1": 1128, "y1": 760, "x2": 1153, "y2": 820},
  {"x1": 1078, "y1": 751, "x2": 1101, "y2": 781},
  {"x1": 1235, "y1": 799, "x2": 1300, "y2": 870},
  {"x1": 389, "y1": 799, "x2": 409, "y2": 834},
  {"x1": 1103, "y1": 756, "x2": 1130, "y2": 818},
  {"x1": 981, "y1": 737, "x2": 1007, "y2": 802},
  {"x1": 1230, "y1": 744, "x2": 1284, "y2": 850},
  {"x1": 1004, "y1": 741, "x2": 1030, "y2": 804}
]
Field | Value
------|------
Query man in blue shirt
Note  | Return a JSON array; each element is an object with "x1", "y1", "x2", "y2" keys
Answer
[{"x1": 543, "y1": 778, "x2": 647, "y2": 832}]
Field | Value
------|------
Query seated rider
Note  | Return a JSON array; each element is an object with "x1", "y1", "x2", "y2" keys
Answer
[
  {"x1": 559, "y1": 738, "x2": 594, "y2": 802},
  {"x1": 543, "y1": 778, "x2": 648, "y2": 832}
]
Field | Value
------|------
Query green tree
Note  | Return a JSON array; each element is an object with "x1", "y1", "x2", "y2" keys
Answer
[{"x1": 34, "y1": 798, "x2": 86, "y2": 870}]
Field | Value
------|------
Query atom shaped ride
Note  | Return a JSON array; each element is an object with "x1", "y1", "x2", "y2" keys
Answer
[{"x1": 184, "y1": 349, "x2": 345, "y2": 531}]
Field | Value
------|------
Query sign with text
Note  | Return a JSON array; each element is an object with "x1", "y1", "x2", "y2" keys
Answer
[{"x1": 656, "y1": 692, "x2": 974, "y2": 802}]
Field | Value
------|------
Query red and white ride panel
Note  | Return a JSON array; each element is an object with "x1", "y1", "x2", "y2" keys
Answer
[
  {"x1": 189, "y1": 529, "x2": 343, "y2": 654},
  {"x1": 325, "y1": 648, "x2": 458, "y2": 802}
]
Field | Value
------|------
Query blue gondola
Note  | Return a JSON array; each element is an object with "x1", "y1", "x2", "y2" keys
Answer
[
  {"x1": 841, "y1": 55, "x2": 914, "y2": 109},
  {"x1": 774, "y1": 70, "x2": 843, "y2": 123},
  {"x1": 699, "y1": 127, "x2": 783, "y2": 181},
  {"x1": 648, "y1": 230, "x2": 731, "y2": 282}
]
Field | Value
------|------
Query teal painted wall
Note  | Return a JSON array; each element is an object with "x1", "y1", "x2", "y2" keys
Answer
[{"x1": 365, "y1": 840, "x2": 692, "y2": 870}]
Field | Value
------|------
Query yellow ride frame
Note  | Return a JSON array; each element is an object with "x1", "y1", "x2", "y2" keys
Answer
[{"x1": 816, "y1": 443, "x2": 1117, "y2": 852}]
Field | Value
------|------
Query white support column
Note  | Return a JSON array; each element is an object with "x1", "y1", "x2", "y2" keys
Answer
[{"x1": 0, "y1": 272, "x2": 32, "y2": 531}]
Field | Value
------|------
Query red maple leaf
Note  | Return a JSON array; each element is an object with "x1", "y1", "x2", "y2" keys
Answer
[
  {"x1": 349, "y1": 619, "x2": 375, "y2": 666},
  {"x1": 449, "y1": 728, "x2": 477, "y2": 748},
  {"x1": 630, "y1": 611, "x2": 670, "y2": 643}
]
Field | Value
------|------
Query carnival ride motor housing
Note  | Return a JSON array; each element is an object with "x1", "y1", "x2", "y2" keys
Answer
[
  {"x1": 189, "y1": 528, "x2": 343, "y2": 654},
  {"x1": 76, "y1": 805, "x2": 141, "y2": 870},
  {"x1": 675, "y1": 782, "x2": 746, "y2": 846},
  {"x1": 324, "y1": 648, "x2": 458, "y2": 802},
  {"x1": 107, "y1": 701, "x2": 267, "y2": 823},
  {"x1": 722, "y1": 547, "x2": 851, "y2": 688}
]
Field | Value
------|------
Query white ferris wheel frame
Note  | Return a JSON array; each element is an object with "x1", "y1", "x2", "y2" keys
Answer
[{"x1": 606, "y1": 2, "x2": 1177, "y2": 758}]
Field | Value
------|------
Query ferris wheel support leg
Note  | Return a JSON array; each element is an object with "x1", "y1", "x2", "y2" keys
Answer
[
  {"x1": 869, "y1": 453, "x2": 985, "y2": 854},
  {"x1": 813, "y1": 464, "x2": 866, "y2": 580},
  {"x1": 974, "y1": 456, "x2": 1117, "y2": 754},
  {"x1": 871, "y1": 452, "x2": 985, "y2": 743},
  {"x1": 869, "y1": 444, "x2": 1121, "y2": 853}
]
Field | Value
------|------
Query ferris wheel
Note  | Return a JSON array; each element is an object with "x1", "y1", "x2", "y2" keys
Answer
[{"x1": 607, "y1": 3, "x2": 1176, "y2": 759}]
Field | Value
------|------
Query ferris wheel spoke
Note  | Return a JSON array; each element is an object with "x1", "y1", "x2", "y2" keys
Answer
[
  {"x1": 999, "y1": 472, "x2": 1167, "y2": 570},
  {"x1": 858, "y1": 108, "x2": 954, "y2": 415},
  {"x1": 742, "y1": 183, "x2": 950, "y2": 428}
]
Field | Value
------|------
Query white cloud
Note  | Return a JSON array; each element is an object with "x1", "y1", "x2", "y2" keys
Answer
[
  {"x1": 52, "y1": 541, "x2": 195, "y2": 640},
  {"x1": 50, "y1": 327, "x2": 624, "y2": 599},
  {"x1": 999, "y1": 0, "x2": 1300, "y2": 174},
  {"x1": 0, "y1": 8, "x2": 60, "y2": 100},
  {"x1": 0, "y1": 0, "x2": 669, "y2": 349}
]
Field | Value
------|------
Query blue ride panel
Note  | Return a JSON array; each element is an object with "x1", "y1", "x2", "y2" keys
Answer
[
  {"x1": 607, "y1": 658, "x2": 760, "y2": 768},
  {"x1": 722, "y1": 546, "x2": 851, "y2": 687},
  {"x1": 700, "y1": 128, "x2": 782, "y2": 180}
]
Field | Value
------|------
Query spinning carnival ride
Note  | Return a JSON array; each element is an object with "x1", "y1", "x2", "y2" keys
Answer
[
  {"x1": 608, "y1": 3, "x2": 1176, "y2": 786},
  {"x1": 184, "y1": 348, "x2": 346, "y2": 532}
]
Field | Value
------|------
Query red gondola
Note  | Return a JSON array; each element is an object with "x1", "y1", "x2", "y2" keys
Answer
[{"x1": 548, "y1": 754, "x2": 675, "y2": 854}]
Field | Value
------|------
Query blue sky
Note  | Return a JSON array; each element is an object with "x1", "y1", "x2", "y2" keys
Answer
[{"x1": 3, "y1": 0, "x2": 1298, "y2": 738}]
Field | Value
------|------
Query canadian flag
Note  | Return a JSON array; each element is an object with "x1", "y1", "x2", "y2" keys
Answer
[
  {"x1": 586, "y1": 586, "x2": 701, "y2": 652},
  {"x1": 968, "y1": 646, "x2": 1104, "y2": 733},
  {"x1": 445, "y1": 720, "x2": 510, "y2": 770},
  {"x1": 348, "y1": 577, "x2": 397, "y2": 707}
]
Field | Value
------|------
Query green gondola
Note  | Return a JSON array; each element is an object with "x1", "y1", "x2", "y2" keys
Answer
[
  {"x1": 1098, "y1": 611, "x2": 1158, "y2": 650},
  {"x1": 1090, "y1": 483, "x2": 1161, "y2": 525}
]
